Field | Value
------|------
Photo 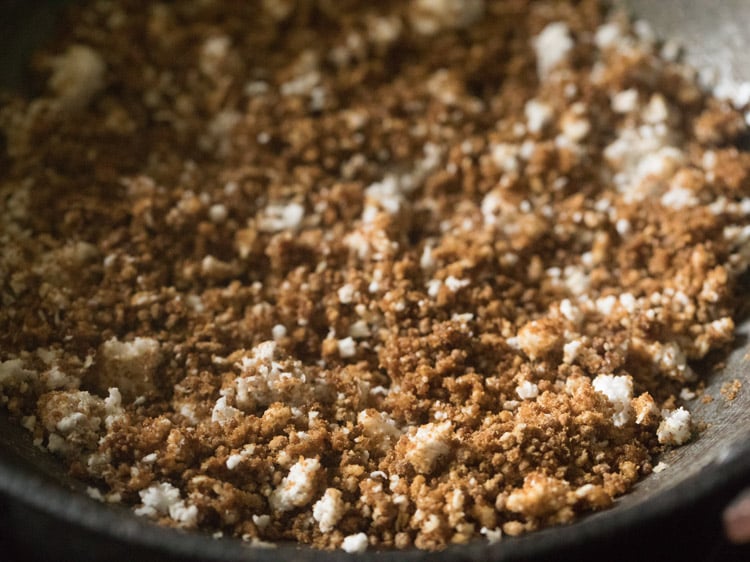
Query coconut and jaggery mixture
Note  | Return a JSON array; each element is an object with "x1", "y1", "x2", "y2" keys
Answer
[{"x1": 1, "y1": 0, "x2": 750, "y2": 553}]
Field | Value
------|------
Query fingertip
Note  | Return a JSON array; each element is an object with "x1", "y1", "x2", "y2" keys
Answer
[{"x1": 724, "y1": 489, "x2": 750, "y2": 544}]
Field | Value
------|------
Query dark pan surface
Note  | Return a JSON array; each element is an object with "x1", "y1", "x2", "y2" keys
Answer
[{"x1": 1, "y1": 1, "x2": 750, "y2": 560}]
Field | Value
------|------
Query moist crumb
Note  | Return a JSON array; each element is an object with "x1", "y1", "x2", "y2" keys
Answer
[
  {"x1": 720, "y1": 379, "x2": 742, "y2": 401},
  {"x1": 1, "y1": 0, "x2": 750, "y2": 552}
]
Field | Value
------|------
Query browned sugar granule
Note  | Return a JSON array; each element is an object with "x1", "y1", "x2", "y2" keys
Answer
[{"x1": 2, "y1": 0, "x2": 750, "y2": 553}]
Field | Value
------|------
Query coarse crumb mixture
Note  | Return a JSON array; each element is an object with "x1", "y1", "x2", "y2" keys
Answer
[{"x1": 1, "y1": 0, "x2": 750, "y2": 552}]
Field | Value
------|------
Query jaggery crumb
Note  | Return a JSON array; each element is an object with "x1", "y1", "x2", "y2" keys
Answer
[
  {"x1": 1, "y1": 0, "x2": 750, "y2": 552},
  {"x1": 720, "y1": 379, "x2": 742, "y2": 402}
]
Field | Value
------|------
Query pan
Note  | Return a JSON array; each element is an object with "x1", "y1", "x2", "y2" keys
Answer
[{"x1": 1, "y1": 1, "x2": 750, "y2": 560}]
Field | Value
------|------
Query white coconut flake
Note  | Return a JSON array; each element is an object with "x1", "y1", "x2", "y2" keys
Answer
[
  {"x1": 406, "y1": 421, "x2": 453, "y2": 474},
  {"x1": 563, "y1": 340, "x2": 583, "y2": 364},
  {"x1": 226, "y1": 454, "x2": 244, "y2": 470},
  {"x1": 490, "y1": 143, "x2": 520, "y2": 173},
  {"x1": 612, "y1": 89, "x2": 639, "y2": 114},
  {"x1": 533, "y1": 22, "x2": 574, "y2": 79},
  {"x1": 341, "y1": 532, "x2": 369, "y2": 553},
  {"x1": 445, "y1": 276, "x2": 470, "y2": 292},
  {"x1": 272, "y1": 324, "x2": 287, "y2": 340},
  {"x1": 269, "y1": 458, "x2": 321, "y2": 512},
  {"x1": 679, "y1": 387, "x2": 696, "y2": 401},
  {"x1": 559, "y1": 298, "x2": 583, "y2": 324},
  {"x1": 661, "y1": 186, "x2": 699, "y2": 210},
  {"x1": 516, "y1": 380, "x2": 539, "y2": 400},
  {"x1": 657, "y1": 407, "x2": 692, "y2": 445},
  {"x1": 593, "y1": 374, "x2": 633, "y2": 427},
  {"x1": 595, "y1": 22, "x2": 622, "y2": 50},
  {"x1": 135, "y1": 482, "x2": 197, "y2": 526},
  {"x1": 208, "y1": 204, "x2": 228, "y2": 223},
  {"x1": 211, "y1": 396, "x2": 242, "y2": 426},
  {"x1": 338, "y1": 284, "x2": 356, "y2": 304},
  {"x1": 337, "y1": 337, "x2": 357, "y2": 358},
  {"x1": 312, "y1": 488, "x2": 345, "y2": 533},
  {"x1": 258, "y1": 202, "x2": 305, "y2": 232},
  {"x1": 480, "y1": 526, "x2": 503, "y2": 543},
  {"x1": 525, "y1": 99, "x2": 554, "y2": 134}
]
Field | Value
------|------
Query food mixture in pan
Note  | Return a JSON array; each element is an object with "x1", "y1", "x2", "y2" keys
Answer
[{"x1": 1, "y1": 0, "x2": 749, "y2": 552}]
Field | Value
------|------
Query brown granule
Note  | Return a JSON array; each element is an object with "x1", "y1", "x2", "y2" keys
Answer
[
  {"x1": 720, "y1": 379, "x2": 742, "y2": 402},
  {"x1": 1, "y1": 0, "x2": 750, "y2": 552}
]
